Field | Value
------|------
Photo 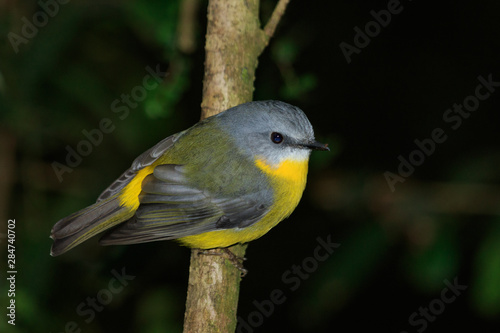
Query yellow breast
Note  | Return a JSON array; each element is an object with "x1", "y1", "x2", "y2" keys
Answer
[
  {"x1": 254, "y1": 157, "x2": 309, "y2": 226},
  {"x1": 179, "y1": 157, "x2": 309, "y2": 249}
]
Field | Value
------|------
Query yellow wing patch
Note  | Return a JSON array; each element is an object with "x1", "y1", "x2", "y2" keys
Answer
[{"x1": 119, "y1": 165, "x2": 156, "y2": 210}]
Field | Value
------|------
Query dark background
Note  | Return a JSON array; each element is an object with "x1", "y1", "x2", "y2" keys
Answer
[{"x1": 1, "y1": 0, "x2": 500, "y2": 332}]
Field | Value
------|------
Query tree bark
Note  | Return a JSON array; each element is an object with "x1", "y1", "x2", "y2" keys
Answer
[
  {"x1": 183, "y1": 0, "x2": 290, "y2": 332},
  {"x1": 200, "y1": 0, "x2": 265, "y2": 119}
]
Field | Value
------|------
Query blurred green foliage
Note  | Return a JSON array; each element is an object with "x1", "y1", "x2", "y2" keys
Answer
[
  {"x1": 1, "y1": 0, "x2": 500, "y2": 332},
  {"x1": 472, "y1": 221, "x2": 500, "y2": 317}
]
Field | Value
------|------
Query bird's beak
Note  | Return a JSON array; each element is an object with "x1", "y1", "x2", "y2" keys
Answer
[{"x1": 303, "y1": 140, "x2": 330, "y2": 151}]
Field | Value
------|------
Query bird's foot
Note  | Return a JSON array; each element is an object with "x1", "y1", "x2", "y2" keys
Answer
[{"x1": 198, "y1": 248, "x2": 248, "y2": 277}]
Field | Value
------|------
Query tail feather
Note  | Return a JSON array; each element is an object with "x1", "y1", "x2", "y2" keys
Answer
[{"x1": 50, "y1": 195, "x2": 134, "y2": 256}]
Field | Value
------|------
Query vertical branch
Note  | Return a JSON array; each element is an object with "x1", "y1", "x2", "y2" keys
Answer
[
  {"x1": 200, "y1": 0, "x2": 265, "y2": 119},
  {"x1": 177, "y1": 0, "x2": 199, "y2": 54},
  {"x1": 183, "y1": 0, "x2": 290, "y2": 332},
  {"x1": 183, "y1": 245, "x2": 247, "y2": 332}
]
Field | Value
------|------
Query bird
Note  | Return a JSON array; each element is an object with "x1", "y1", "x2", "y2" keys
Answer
[{"x1": 50, "y1": 100, "x2": 329, "y2": 257}]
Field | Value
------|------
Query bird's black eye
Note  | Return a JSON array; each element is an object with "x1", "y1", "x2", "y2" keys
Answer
[{"x1": 271, "y1": 132, "x2": 284, "y2": 144}]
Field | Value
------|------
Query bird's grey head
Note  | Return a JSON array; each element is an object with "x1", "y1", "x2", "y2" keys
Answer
[{"x1": 214, "y1": 101, "x2": 328, "y2": 167}]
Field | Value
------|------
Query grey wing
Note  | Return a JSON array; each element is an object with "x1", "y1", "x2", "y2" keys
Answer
[
  {"x1": 97, "y1": 132, "x2": 185, "y2": 202},
  {"x1": 99, "y1": 164, "x2": 272, "y2": 245}
]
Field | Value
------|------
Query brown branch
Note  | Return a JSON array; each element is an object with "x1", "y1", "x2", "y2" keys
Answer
[
  {"x1": 183, "y1": 0, "x2": 291, "y2": 330},
  {"x1": 183, "y1": 246, "x2": 247, "y2": 332},
  {"x1": 184, "y1": 0, "x2": 289, "y2": 331},
  {"x1": 200, "y1": 0, "x2": 263, "y2": 120},
  {"x1": 177, "y1": 0, "x2": 199, "y2": 53},
  {"x1": 263, "y1": 0, "x2": 290, "y2": 45},
  {"x1": 310, "y1": 172, "x2": 500, "y2": 217}
]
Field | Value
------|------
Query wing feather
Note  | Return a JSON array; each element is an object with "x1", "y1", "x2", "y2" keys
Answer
[
  {"x1": 97, "y1": 133, "x2": 184, "y2": 202},
  {"x1": 99, "y1": 164, "x2": 271, "y2": 245}
]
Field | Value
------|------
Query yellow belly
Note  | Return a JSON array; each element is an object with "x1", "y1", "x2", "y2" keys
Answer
[{"x1": 179, "y1": 158, "x2": 309, "y2": 249}]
